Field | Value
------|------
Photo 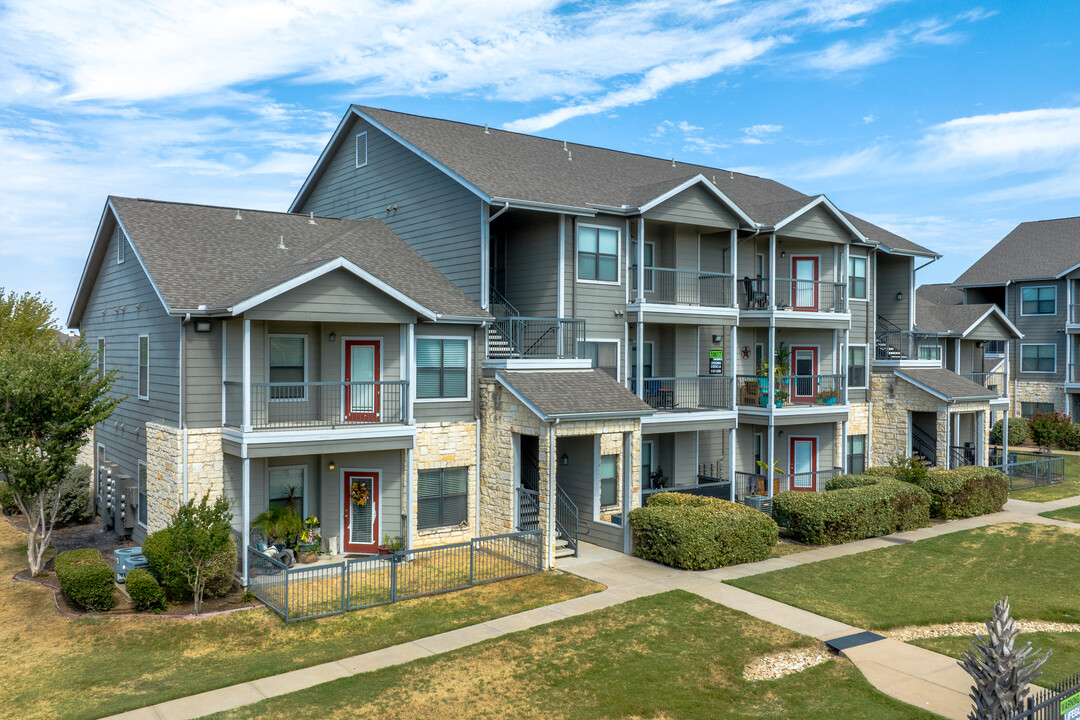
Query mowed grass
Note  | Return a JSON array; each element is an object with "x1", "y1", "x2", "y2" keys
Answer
[
  {"x1": 0, "y1": 519, "x2": 601, "y2": 720},
  {"x1": 207, "y1": 591, "x2": 935, "y2": 720},
  {"x1": 912, "y1": 632, "x2": 1080, "y2": 688},
  {"x1": 1010, "y1": 453, "x2": 1080, "y2": 502},
  {"x1": 729, "y1": 524, "x2": 1080, "y2": 630},
  {"x1": 1039, "y1": 505, "x2": 1080, "y2": 523}
]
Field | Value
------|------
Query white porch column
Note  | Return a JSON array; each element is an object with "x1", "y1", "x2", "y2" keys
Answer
[
  {"x1": 841, "y1": 420, "x2": 849, "y2": 474},
  {"x1": 768, "y1": 233, "x2": 777, "y2": 310},
  {"x1": 730, "y1": 325, "x2": 738, "y2": 408},
  {"x1": 637, "y1": 217, "x2": 646, "y2": 303},
  {"x1": 242, "y1": 318, "x2": 252, "y2": 432},
  {"x1": 405, "y1": 323, "x2": 415, "y2": 424},
  {"x1": 241, "y1": 454, "x2": 250, "y2": 586},
  {"x1": 766, "y1": 419, "x2": 775, "y2": 498},
  {"x1": 405, "y1": 447, "x2": 414, "y2": 550},
  {"x1": 221, "y1": 320, "x2": 227, "y2": 426},
  {"x1": 728, "y1": 426, "x2": 736, "y2": 502},
  {"x1": 842, "y1": 328, "x2": 849, "y2": 405},
  {"x1": 767, "y1": 323, "x2": 776, "y2": 410},
  {"x1": 729, "y1": 228, "x2": 738, "y2": 308},
  {"x1": 635, "y1": 319, "x2": 644, "y2": 400}
]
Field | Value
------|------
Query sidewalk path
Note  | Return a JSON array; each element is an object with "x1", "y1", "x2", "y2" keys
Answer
[{"x1": 103, "y1": 498, "x2": 1080, "y2": 720}]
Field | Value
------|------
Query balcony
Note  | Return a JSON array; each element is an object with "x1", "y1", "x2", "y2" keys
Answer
[
  {"x1": 1070, "y1": 304, "x2": 1080, "y2": 328},
  {"x1": 959, "y1": 372, "x2": 1007, "y2": 398},
  {"x1": 737, "y1": 277, "x2": 847, "y2": 313},
  {"x1": 631, "y1": 376, "x2": 733, "y2": 412},
  {"x1": 485, "y1": 316, "x2": 586, "y2": 360},
  {"x1": 630, "y1": 266, "x2": 733, "y2": 308},
  {"x1": 735, "y1": 374, "x2": 845, "y2": 408},
  {"x1": 224, "y1": 380, "x2": 408, "y2": 431},
  {"x1": 875, "y1": 329, "x2": 943, "y2": 363}
]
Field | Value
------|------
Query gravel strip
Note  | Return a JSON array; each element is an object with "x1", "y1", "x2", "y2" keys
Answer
[
  {"x1": 887, "y1": 620, "x2": 1080, "y2": 642},
  {"x1": 743, "y1": 646, "x2": 835, "y2": 681}
]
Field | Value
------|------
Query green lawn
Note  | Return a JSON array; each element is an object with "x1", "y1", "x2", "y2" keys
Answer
[
  {"x1": 1009, "y1": 453, "x2": 1080, "y2": 502},
  {"x1": 207, "y1": 590, "x2": 935, "y2": 720},
  {"x1": 0, "y1": 519, "x2": 601, "y2": 720},
  {"x1": 1039, "y1": 505, "x2": 1080, "y2": 523},
  {"x1": 912, "y1": 632, "x2": 1080, "y2": 688},
  {"x1": 729, "y1": 524, "x2": 1080, "y2": 630}
]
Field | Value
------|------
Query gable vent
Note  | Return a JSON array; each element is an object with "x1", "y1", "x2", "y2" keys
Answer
[{"x1": 355, "y1": 131, "x2": 368, "y2": 169}]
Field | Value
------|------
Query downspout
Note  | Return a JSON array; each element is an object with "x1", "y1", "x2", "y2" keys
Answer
[{"x1": 181, "y1": 314, "x2": 189, "y2": 504}]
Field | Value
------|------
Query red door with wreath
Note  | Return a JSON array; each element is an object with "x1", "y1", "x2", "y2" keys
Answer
[{"x1": 343, "y1": 470, "x2": 379, "y2": 553}]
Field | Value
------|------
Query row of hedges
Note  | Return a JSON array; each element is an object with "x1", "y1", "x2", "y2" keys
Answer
[
  {"x1": 772, "y1": 480, "x2": 931, "y2": 545},
  {"x1": 55, "y1": 548, "x2": 115, "y2": 612},
  {"x1": 851, "y1": 464, "x2": 1009, "y2": 519},
  {"x1": 628, "y1": 493, "x2": 778, "y2": 570}
]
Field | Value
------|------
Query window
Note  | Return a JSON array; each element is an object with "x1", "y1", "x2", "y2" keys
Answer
[
  {"x1": 847, "y1": 435, "x2": 866, "y2": 475},
  {"x1": 577, "y1": 225, "x2": 619, "y2": 283},
  {"x1": 269, "y1": 335, "x2": 306, "y2": 400},
  {"x1": 97, "y1": 338, "x2": 105, "y2": 378},
  {"x1": 138, "y1": 335, "x2": 149, "y2": 400},
  {"x1": 581, "y1": 340, "x2": 619, "y2": 380},
  {"x1": 985, "y1": 340, "x2": 1005, "y2": 357},
  {"x1": 848, "y1": 345, "x2": 867, "y2": 388},
  {"x1": 917, "y1": 344, "x2": 942, "y2": 361},
  {"x1": 1021, "y1": 343, "x2": 1056, "y2": 373},
  {"x1": 1021, "y1": 286, "x2": 1056, "y2": 316},
  {"x1": 268, "y1": 466, "x2": 305, "y2": 514},
  {"x1": 599, "y1": 454, "x2": 618, "y2": 507},
  {"x1": 417, "y1": 338, "x2": 468, "y2": 399},
  {"x1": 753, "y1": 433, "x2": 763, "y2": 467},
  {"x1": 355, "y1": 131, "x2": 368, "y2": 168},
  {"x1": 417, "y1": 467, "x2": 468, "y2": 529},
  {"x1": 1021, "y1": 402, "x2": 1056, "y2": 418},
  {"x1": 641, "y1": 441, "x2": 655, "y2": 490},
  {"x1": 116, "y1": 226, "x2": 125, "y2": 264},
  {"x1": 631, "y1": 342, "x2": 653, "y2": 380},
  {"x1": 137, "y1": 462, "x2": 147, "y2": 527},
  {"x1": 849, "y1": 256, "x2": 867, "y2": 300}
]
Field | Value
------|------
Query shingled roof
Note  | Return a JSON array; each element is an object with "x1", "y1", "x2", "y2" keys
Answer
[
  {"x1": 496, "y1": 370, "x2": 653, "y2": 421},
  {"x1": 914, "y1": 284, "x2": 1021, "y2": 339},
  {"x1": 894, "y1": 368, "x2": 1001, "y2": 402},
  {"x1": 294, "y1": 106, "x2": 937, "y2": 257},
  {"x1": 69, "y1": 197, "x2": 489, "y2": 326},
  {"x1": 955, "y1": 217, "x2": 1080, "y2": 286}
]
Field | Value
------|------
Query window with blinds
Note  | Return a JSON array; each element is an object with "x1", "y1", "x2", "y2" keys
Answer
[
  {"x1": 417, "y1": 467, "x2": 468, "y2": 529},
  {"x1": 416, "y1": 338, "x2": 468, "y2": 399},
  {"x1": 138, "y1": 335, "x2": 149, "y2": 399},
  {"x1": 269, "y1": 335, "x2": 306, "y2": 400},
  {"x1": 580, "y1": 340, "x2": 619, "y2": 380},
  {"x1": 268, "y1": 466, "x2": 305, "y2": 514},
  {"x1": 599, "y1": 454, "x2": 618, "y2": 507},
  {"x1": 577, "y1": 225, "x2": 619, "y2": 282}
]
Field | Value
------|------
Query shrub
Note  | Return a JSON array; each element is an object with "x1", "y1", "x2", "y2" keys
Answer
[
  {"x1": 863, "y1": 466, "x2": 899, "y2": 478},
  {"x1": 1062, "y1": 424, "x2": 1080, "y2": 452},
  {"x1": 0, "y1": 480, "x2": 15, "y2": 515},
  {"x1": 888, "y1": 455, "x2": 931, "y2": 485},
  {"x1": 145, "y1": 527, "x2": 236, "y2": 602},
  {"x1": 1029, "y1": 411, "x2": 1070, "y2": 452},
  {"x1": 628, "y1": 492, "x2": 778, "y2": 570},
  {"x1": 55, "y1": 548, "x2": 114, "y2": 611},
  {"x1": 55, "y1": 464, "x2": 93, "y2": 527},
  {"x1": 824, "y1": 474, "x2": 880, "y2": 491},
  {"x1": 772, "y1": 480, "x2": 931, "y2": 546},
  {"x1": 918, "y1": 467, "x2": 1009, "y2": 519},
  {"x1": 990, "y1": 417, "x2": 1029, "y2": 447},
  {"x1": 126, "y1": 568, "x2": 167, "y2": 612}
]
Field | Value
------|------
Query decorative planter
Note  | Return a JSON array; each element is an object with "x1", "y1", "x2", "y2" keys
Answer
[
  {"x1": 825, "y1": 397, "x2": 838, "y2": 405},
  {"x1": 377, "y1": 545, "x2": 391, "y2": 556},
  {"x1": 296, "y1": 551, "x2": 319, "y2": 564}
]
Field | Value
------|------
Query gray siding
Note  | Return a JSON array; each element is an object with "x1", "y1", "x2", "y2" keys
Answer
[
  {"x1": 185, "y1": 320, "x2": 223, "y2": 429},
  {"x1": 780, "y1": 206, "x2": 849, "y2": 244},
  {"x1": 413, "y1": 322, "x2": 478, "y2": 423},
  {"x1": 1009, "y1": 279, "x2": 1066, "y2": 385},
  {"x1": 246, "y1": 269, "x2": 418, "y2": 324},
  {"x1": 566, "y1": 214, "x2": 627, "y2": 338},
  {"x1": 877, "y1": 254, "x2": 913, "y2": 329},
  {"x1": 79, "y1": 217, "x2": 181, "y2": 544},
  {"x1": 643, "y1": 184, "x2": 738, "y2": 229},
  {"x1": 500, "y1": 212, "x2": 559, "y2": 317},
  {"x1": 300, "y1": 115, "x2": 483, "y2": 302}
]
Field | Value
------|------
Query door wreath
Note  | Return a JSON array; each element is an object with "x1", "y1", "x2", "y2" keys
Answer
[{"x1": 350, "y1": 481, "x2": 370, "y2": 506}]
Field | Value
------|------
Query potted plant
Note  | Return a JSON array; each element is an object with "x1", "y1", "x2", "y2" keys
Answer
[
  {"x1": 251, "y1": 507, "x2": 302, "y2": 550},
  {"x1": 295, "y1": 515, "x2": 321, "y2": 564},
  {"x1": 816, "y1": 390, "x2": 839, "y2": 405},
  {"x1": 649, "y1": 467, "x2": 668, "y2": 489},
  {"x1": 379, "y1": 534, "x2": 404, "y2": 556},
  {"x1": 754, "y1": 459, "x2": 786, "y2": 495}
]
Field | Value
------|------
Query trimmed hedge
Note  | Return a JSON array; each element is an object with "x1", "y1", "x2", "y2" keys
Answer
[
  {"x1": 55, "y1": 548, "x2": 115, "y2": 612},
  {"x1": 126, "y1": 568, "x2": 167, "y2": 612},
  {"x1": 143, "y1": 527, "x2": 237, "y2": 601},
  {"x1": 772, "y1": 480, "x2": 931, "y2": 546},
  {"x1": 862, "y1": 466, "x2": 898, "y2": 478},
  {"x1": 628, "y1": 492, "x2": 778, "y2": 570},
  {"x1": 990, "y1": 417, "x2": 1029, "y2": 446},
  {"x1": 824, "y1": 474, "x2": 881, "y2": 491},
  {"x1": 918, "y1": 467, "x2": 1009, "y2": 519}
]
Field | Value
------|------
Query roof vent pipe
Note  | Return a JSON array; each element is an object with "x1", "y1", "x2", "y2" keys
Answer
[
  {"x1": 729, "y1": 171, "x2": 734, "y2": 180},
  {"x1": 278, "y1": 235, "x2": 288, "y2": 250},
  {"x1": 484, "y1": 123, "x2": 490, "y2": 134},
  {"x1": 563, "y1": 140, "x2": 568, "y2": 151},
  {"x1": 235, "y1": 209, "x2": 242, "y2": 220},
  {"x1": 671, "y1": 158, "x2": 676, "y2": 167},
  {"x1": 568, "y1": 150, "x2": 572, "y2": 162},
  {"x1": 308, "y1": 211, "x2": 317, "y2": 225}
]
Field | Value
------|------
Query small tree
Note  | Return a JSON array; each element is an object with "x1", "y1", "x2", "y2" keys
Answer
[
  {"x1": 169, "y1": 492, "x2": 234, "y2": 614},
  {"x1": 961, "y1": 597, "x2": 1050, "y2": 720},
  {"x1": 1028, "y1": 411, "x2": 1069, "y2": 453},
  {"x1": 0, "y1": 290, "x2": 117, "y2": 575}
]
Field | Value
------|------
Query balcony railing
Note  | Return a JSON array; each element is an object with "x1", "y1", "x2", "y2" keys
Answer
[
  {"x1": 631, "y1": 266, "x2": 733, "y2": 308},
  {"x1": 1069, "y1": 363, "x2": 1080, "y2": 384},
  {"x1": 959, "y1": 371, "x2": 1007, "y2": 397},
  {"x1": 734, "y1": 467, "x2": 843, "y2": 496},
  {"x1": 735, "y1": 374, "x2": 845, "y2": 407},
  {"x1": 631, "y1": 376, "x2": 733, "y2": 412},
  {"x1": 486, "y1": 317, "x2": 586, "y2": 359},
  {"x1": 223, "y1": 380, "x2": 408, "y2": 430},
  {"x1": 1070, "y1": 303, "x2": 1080, "y2": 325},
  {"x1": 737, "y1": 277, "x2": 847, "y2": 312},
  {"x1": 875, "y1": 330, "x2": 942, "y2": 361}
]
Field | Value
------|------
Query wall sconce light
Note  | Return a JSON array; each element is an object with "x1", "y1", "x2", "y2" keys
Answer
[
  {"x1": 561, "y1": 453, "x2": 569, "y2": 466},
  {"x1": 329, "y1": 332, "x2": 336, "y2": 342},
  {"x1": 712, "y1": 335, "x2": 723, "y2": 343},
  {"x1": 896, "y1": 291, "x2": 903, "y2": 301},
  {"x1": 780, "y1": 251, "x2": 786, "y2": 258},
  {"x1": 328, "y1": 459, "x2": 336, "y2": 471},
  {"x1": 193, "y1": 319, "x2": 212, "y2": 333},
  {"x1": 778, "y1": 430, "x2": 784, "y2": 437}
]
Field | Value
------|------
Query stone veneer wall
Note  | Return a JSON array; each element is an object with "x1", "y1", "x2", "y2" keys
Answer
[
  {"x1": 869, "y1": 372, "x2": 948, "y2": 467},
  {"x1": 412, "y1": 420, "x2": 477, "y2": 549},
  {"x1": 1010, "y1": 380, "x2": 1067, "y2": 417},
  {"x1": 847, "y1": 402, "x2": 870, "y2": 471},
  {"x1": 949, "y1": 400, "x2": 992, "y2": 466},
  {"x1": 145, "y1": 422, "x2": 225, "y2": 533}
]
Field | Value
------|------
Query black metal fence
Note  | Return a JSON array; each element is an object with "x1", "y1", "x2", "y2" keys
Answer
[
  {"x1": 989, "y1": 448, "x2": 1066, "y2": 490},
  {"x1": 248, "y1": 530, "x2": 544, "y2": 623},
  {"x1": 1006, "y1": 673, "x2": 1080, "y2": 720}
]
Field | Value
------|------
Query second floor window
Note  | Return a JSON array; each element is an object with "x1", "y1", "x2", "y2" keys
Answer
[
  {"x1": 581, "y1": 340, "x2": 618, "y2": 380},
  {"x1": 578, "y1": 226, "x2": 619, "y2": 283},
  {"x1": 269, "y1": 335, "x2": 307, "y2": 400},
  {"x1": 1021, "y1": 343, "x2": 1056, "y2": 373},
  {"x1": 138, "y1": 335, "x2": 149, "y2": 399},
  {"x1": 1021, "y1": 286, "x2": 1056, "y2": 315},
  {"x1": 985, "y1": 340, "x2": 1005, "y2": 357},
  {"x1": 848, "y1": 345, "x2": 866, "y2": 388},
  {"x1": 417, "y1": 338, "x2": 468, "y2": 399},
  {"x1": 849, "y1": 256, "x2": 867, "y2": 299}
]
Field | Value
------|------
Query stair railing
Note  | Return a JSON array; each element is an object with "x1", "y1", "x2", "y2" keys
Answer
[{"x1": 554, "y1": 485, "x2": 579, "y2": 557}]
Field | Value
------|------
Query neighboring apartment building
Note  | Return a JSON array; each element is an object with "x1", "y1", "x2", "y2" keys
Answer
[{"x1": 69, "y1": 105, "x2": 1003, "y2": 572}]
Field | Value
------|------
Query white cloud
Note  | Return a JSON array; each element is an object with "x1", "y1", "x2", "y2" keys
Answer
[
  {"x1": 648, "y1": 119, "x2": 727, "y2": 155},
  {"x1": 863, "y1": 114, "x2": 875, "y2": 123}
]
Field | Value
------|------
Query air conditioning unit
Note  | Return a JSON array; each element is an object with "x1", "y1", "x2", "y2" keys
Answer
[
  {"x1": 743, "y1": 495, "x2": 772, "y2": 516},
  {"x1": 113, "y1": 547, "x2": 149, "y2": 583}
]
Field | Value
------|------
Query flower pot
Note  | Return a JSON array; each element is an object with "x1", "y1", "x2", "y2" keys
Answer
[
  {"x1": 296, "y1": 551, "x2": 318, "y2": 564},
  {"x1": 378, "y1": 545, "x2": 391, "y2": 556},
  {"x1": 826, "y1": 397, "x2": 837, "y2": 405}
]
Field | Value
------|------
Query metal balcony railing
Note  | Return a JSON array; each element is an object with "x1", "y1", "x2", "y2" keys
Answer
[
  {"x1": 631, "y1": 376, "x2": 733, "y2": 412},
  {"x1": 735, "y1": 374, "x2": 845, "y2": 407},
  {"x1": 486, "y1": 317, "x2": 586, "y2": 359},
  {"x1": 959, "y1": 372, "x2": 1007, "y2": 397},
  {"x1": 631, "y1": 266, "x2": 733, "y2": 308},
  {"x1": 737, "y1": 277, "x2": 846, "y2": 312},
  {"x1": 223, "y1": 380, "x2": 408, "y2": 430},
  {"x1": 875, "y1": 330, "x2": 943, "y2": 361},
  {"x1": 1070, "y1": 303, "x2": 1080, "y2": 325}
]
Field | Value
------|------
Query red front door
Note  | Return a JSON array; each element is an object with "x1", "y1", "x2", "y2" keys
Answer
[
  {"x1": 791, "y1": 347, "x2": 818, "y2": 402},
  {"x1": 789, "y1": 437, "x2": 818, "y2": 491},
  {"x1": 343, "y1": 471, "x2": 379, "y2": 553},
  {"x1": 344, "y1": 340, "x2": 380, "y2": 422},
  {"x1": 791, "y1": 257, "x2": 819, "y2": 310}
]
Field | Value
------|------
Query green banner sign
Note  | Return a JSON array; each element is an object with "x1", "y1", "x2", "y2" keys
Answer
[{"x1": 1061, "y1": 689, "x2": 1080, "y2": 716}]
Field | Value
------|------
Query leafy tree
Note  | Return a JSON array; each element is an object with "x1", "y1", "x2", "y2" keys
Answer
[
  {"x1": 167, "y1": 493, "x2": 235, "y2": 614},
  {"x1": 1028, "y1": 411, "x2": 1069, "y2": 453},
  {"x1": 0, "y1": 290, "x2": 117, "y2": 575}
]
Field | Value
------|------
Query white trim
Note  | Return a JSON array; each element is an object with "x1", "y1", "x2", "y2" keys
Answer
[
  {"x1": 354, "y1": 131, "x2": 368, "y2": 168},
  {"x1": 230, "y1": 258, "x2": 439, "y2": 320},
  {"x1": 636, "y1": 174, "x2": 756, "y2": 228},
  {"x1": 267, "y1": 333, "x2": 309, "y2": 402},
  {"x1": 1019, "y1": 285, "x2": 1058, "y2": 317},
  {"x1": 414, "y1": 335, "x2": 472, "y2": 403},
  {"x1": 137, "y1": 460, "x2": 148, "y2": 528},
  {"x1": 1019, "y1": 342, "x2": 1058, "y2": 374},
  {"x1": 575, "y1": 222, "x2": 622, "y2": 286},
  {"x1": 224, "y1": 423, "x2": 416, "y2": 446},
  {"x1": 116, "y1": 226, "x2": 126, "y2": 264},
  {"x1": 848, "y1": 254, "x2": 868, "y2": 301},
  {"x1": 138, "y1": 334, "x2": 150, "y2": 400},
  {"x1": 341, "y1": 336, "x2": 384, "y2": 419},
  {"x1": 848, "y1": 343, "x2": 869, "y2": 389},
  {"x1": 640, "y1": 409, "x2": 738, "y2": 427},
  {"x1": 789, "y1": 253, "x2": 822, "y2": 309},
  {"x1": 267, "y1": 464, "x2": 308, "y2": 518},
  {"x1": 581, "y1": 336, "x2": 621, "y2": 382},
  {"x1": 959, "y1": 305, "x2": 1023, "y2": 340},
  {"x1": 773, "y1": 195, "x2": 868, "y2": 242},
  {"x1": 342, "y1": 467, "x2": 382, "y2": 553},
  {"x1": 788, "y1": 435, "x2": 818, "y2": 489},
  {"x1": 482, "y1": 358, "x2": 593, "y2": 371}
]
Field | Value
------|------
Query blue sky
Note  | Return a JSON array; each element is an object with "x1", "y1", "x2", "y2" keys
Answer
[{"x1": 1, "y1": 0, "x2": 1078, "y2": 326}]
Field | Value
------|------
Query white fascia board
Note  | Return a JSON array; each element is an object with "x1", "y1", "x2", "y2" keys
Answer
[
  {"x1": 230, "y1": 257, "x2": 438, "y2": 320},
  {"x1": 894, "y1": 371, "x2": 995, "y2": 403},
  {"x1": 1055, "y1": 262, "x2": 1080, "y2": 279},
  {"x1": 773, "y1": 195, "x2": 868, "y2": 242},
  {"x1": 637, "y1": 174, "x2": 756, "y2": 228},
  {"x1": 490, "y1": 196, "x2": 597, "y2": 216},
  {"x1": 494, "y1": 371, "x2": 552, "y2": 422},
  {"x1": 67, "y1": 201, "x2": 113, "y2": 328},
  {"x1": 960, "y1": 306, "x2": 1023, "y2": 340},
  {"x1": 288, "y1": 109, "x2": 357, "y2": 213}
]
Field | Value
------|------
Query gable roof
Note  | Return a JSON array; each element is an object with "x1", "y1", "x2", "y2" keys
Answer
[
  {"x1": 495, "y1": 369, "x2": 653, "y2": 421},
  {"x1": 915, "y1": 285, "x2": 1021, "y2": 339},
  {"x1": 894, "y1": 368, "x2": 1000, "y2": 402},
  {"x1": 291, "y1": 106, "x2": 936, "y2": 256},
  {"x1": 955, "y1": 216, "x2": 1080, "y2": 286},
  {"x1": 69, "y1": 197, "x2": 489, "y2": 327}
]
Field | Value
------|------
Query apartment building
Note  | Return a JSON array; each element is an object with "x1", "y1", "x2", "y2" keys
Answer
[{"x1": 70, "y1": 105, "x2": 1002, "y2": 570}]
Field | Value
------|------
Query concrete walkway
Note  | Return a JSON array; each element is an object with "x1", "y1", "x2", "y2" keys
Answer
[{"x1": 103, "y1": 498, "x2": 1080, "y2": 720}]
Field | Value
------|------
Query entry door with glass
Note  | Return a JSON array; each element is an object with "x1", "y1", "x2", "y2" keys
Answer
[
  {"x1": 343, "y1": 470, "x2": 379, "y2": 553},
  {"x1": 791, "y1": 347, "x2": 818, "y2": 402},
  {"x1": 344, "y1": 339, "x2": 380, "y2": 422},
  {"x1": 789, "y1": 437, "x2": 818, "y2": 491},
  {"x1": 791, "y1": 257, "x2": 819, "y2": 310}
]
